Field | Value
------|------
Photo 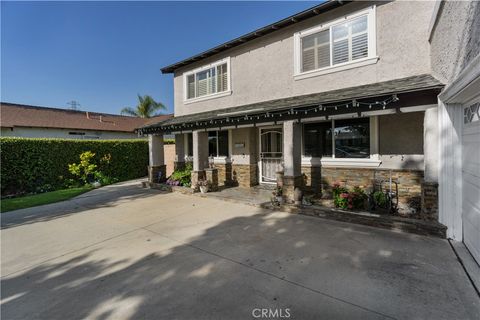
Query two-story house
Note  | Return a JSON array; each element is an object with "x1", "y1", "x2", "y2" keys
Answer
[{"x1": 141, "y1": 1, "x2": 480, "y2": 263}]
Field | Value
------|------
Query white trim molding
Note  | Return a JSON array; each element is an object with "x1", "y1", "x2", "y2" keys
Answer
[
  {"x1": 294, "y1": 57, "x2": 378, "y2": 80},
  {"x1": 437, "y1": 53, "x2": 480, "y2": 240},
  {"x1": 302, "y1": 157, "x2": 381, "y2": 168},
  {"x1": 293, "y1": 5, "x2": 377, "y2": 80},
  {"x1": 184, "y1": 90, "x2": 232, "y2": 105}
]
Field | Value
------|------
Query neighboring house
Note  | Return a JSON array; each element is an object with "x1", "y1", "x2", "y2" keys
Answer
[
  {"x1": 1, "y1": 102, "x2": 172, "y2": 139},
  {"x1": 140, "y1": 1, "x2": 480, "y2": 262}
]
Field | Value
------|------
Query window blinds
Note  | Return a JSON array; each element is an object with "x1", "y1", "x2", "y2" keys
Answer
[{"x1": 301, "y1": 15, "x2": 369, "y2": 72}]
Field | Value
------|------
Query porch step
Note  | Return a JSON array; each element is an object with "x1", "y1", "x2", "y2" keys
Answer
[
  {"x1": 253, "y1": 184, "x2": 277, "y2": 191},
  {"x1": 274, "y1": 204, "x2": 447, "y2": 238}
]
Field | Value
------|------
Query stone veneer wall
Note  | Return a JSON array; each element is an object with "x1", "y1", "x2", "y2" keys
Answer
[
  {"x1": 421, "y1": 182, "x2": 439, "y2": 221},
  {"x1": 232, "y1": 164, "x2": 258, "y2": 188},
  {"x1": 301, "y1": 166, "x2": 425, "y2": 216},
  {"x1": 213, "y1": 163, "x2": 233, "y2": 186}
]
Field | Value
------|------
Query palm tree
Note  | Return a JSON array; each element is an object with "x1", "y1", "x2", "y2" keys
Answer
[{"x1": 121, "y1": 95, "x2": 166, "y2": 118}]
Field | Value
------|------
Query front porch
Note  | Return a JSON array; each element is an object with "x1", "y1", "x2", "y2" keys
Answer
[{"x1": 140, "y1": 75, "x2": 444, "y2": 223}]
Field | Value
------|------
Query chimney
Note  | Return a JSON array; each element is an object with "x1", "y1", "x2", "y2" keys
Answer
[
  {"x1": 86, "y1": 111, "x2": 90, "y2": 119},
  {"x1": 99, "y1": 115, "x2": 103, "y2": 122}
]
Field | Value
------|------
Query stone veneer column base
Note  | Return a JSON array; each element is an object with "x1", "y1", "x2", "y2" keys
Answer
[
  {"x1": 205, "y1": 168, "x2": 219, "y2": 191},
  {"x1": 232, "y1": 164, "x2": 258, "y2": 188},
  {"x1": 191, "y1": 170, "x2": 205, "y2": 191},
  {"x1": 174, "y1": 161, "x2": 186, "y2": 171},
  {"x1": 421, "y1": 182, "x2": 439, "y2": 221},
  {"x1": 213, "y1": 163, "x2": 233, "y2": 186},
  {"x1": 283, "y1": 175, "x2": 304, "y2": 204},
  {"x1": 148, "y1": 165, "x2": 167, "y2": 183}
]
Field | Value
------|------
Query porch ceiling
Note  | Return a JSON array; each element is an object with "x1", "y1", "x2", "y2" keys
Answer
[{"x1": 140, "y1": 74, "x2": 444, "y2": 134}]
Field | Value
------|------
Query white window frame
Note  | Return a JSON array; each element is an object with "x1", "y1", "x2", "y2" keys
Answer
[
  {"x1": 183, "y1": 57, "x2": 232, "y2": 104},
  {"x1": 294, "y1": 6, "x2": 378, "y2": 80},
  {"x1": 207, "y1": 129, "x2": 230, "y2": 160},
  {"x1": 301, "y1": 116, "x2": 381, "y2": 168}
]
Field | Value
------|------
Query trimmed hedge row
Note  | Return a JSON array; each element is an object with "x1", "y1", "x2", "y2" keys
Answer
[{"x1": 1, "y1": 138, "x2": 148, "y2": 195}]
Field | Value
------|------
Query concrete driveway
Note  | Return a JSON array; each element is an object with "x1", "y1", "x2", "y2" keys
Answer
[{"x1": 1, "y1": 180, "x2": 479, "y2": 320}]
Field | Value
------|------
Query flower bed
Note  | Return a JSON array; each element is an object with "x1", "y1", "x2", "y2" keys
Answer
[
  {"x1": 165, "y1": 163, "x2": 192, "y2": 187},
  {"x1": 332, "y1": 183, "x2": 368, "y2": 210}
]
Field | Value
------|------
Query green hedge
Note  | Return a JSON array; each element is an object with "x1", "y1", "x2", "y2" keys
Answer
[{"x1": 1, "y1": 138, "x2": 148, "y2": 195}]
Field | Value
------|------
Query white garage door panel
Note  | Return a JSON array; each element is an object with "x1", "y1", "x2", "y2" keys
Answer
[{"x1": 462, "y1": 100, "x2": 480, "y2": 264}]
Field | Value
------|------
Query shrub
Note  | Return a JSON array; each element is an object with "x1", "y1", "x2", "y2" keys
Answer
[
  {"x1": 166, "y1": 163, "x2": 192, "y2": 187},
  {"x1": 373, "y1": 191, "x2": 387, "y2": 207},
  {"x1": 68, "y1": 151, "x2": 98, "y2": 184},
  {"x1": 332, "y1": 183, "x2": 367, "y2": 210},
  {"x1": 0, "y1": 138, "x2": 148, "y2": 195}
]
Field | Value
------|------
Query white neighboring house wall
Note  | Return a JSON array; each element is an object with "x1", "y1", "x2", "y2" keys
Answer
[{"x1": 1, "y1": 127, "x2": 140, "y2": 139}]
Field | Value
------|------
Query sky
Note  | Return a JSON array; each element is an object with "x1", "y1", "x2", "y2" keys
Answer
[{"x1": 1, "y1": 1, "x2": 320, "y2": 115}]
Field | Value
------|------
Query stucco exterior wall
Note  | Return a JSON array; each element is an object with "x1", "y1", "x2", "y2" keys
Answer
[
  {"x1": 378, "y1": 112, "x2": 425, "y2": 170},
  {"x1": 230, "y1": 127, "x2": 257, "y2": 165},
  {"x1": 1, "y1": 127, "x2": 140, "y2": 139},
  {"x1": 430, "y1": 0, "x2": 480, "y2": 83},
  {"x1": 174, "y1": 0, "x2": 436, "y2": 117}
]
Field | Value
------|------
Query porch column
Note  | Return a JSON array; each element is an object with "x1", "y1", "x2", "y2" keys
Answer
[
  {"x1": 174, "y1": 133, "x2": 185, "y2": 170},
  {"x1": 438, "y1": 99, "x2": 463, "y2": 240},
  {"x1": 283, "y1": 120, "x2": 303, "y2": 203},
  {"x1": 421, "y1": 107, "x2": 439, "y2": 220},
  {"x1": 148, "y1": 134, "x2": 166, "y2": 183},
  {"x1": 191, "y1": 130, "x2": 209, "y2": 189}
]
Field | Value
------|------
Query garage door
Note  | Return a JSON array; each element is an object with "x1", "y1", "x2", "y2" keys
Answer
[{"x1": 462, "y1": 99, "x2": 480, "y2": 264}]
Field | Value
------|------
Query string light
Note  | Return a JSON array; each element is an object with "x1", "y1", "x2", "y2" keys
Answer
[{"x1": 154, "y1": 94, "x2": 398, "y2": 132}]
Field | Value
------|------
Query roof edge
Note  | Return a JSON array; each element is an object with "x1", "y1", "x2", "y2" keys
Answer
[{"x1": 160, "y1": 0, "x2": 347, "y2": 74}]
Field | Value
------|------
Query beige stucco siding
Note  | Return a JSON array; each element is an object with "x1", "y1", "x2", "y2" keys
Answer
[
  {"x1": 430, "y1": 0, "x2": 480, "y2": 83},
  {"x1": 174, "y1": 0, "x2": 436, "y2": 117},
  {"x1": 378, "y1": 111, "x2": 424, "y2": 170}
]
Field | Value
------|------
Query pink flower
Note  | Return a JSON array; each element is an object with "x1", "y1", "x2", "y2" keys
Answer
[{"x1": 341, "y1": 193, "x2": 349, "y2": 199}]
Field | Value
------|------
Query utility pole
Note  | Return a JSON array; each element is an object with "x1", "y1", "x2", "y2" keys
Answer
[{"x1": 67, "y1": 100, "x2": 81, "y2": 110}]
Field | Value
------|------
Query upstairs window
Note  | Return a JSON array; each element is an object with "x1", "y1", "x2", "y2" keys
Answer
[
  {"x1": 185, "y1": 59, "x2": 230, "y2": 101},
  {"x1": 332, "y1": 16, "x2": 368, "y2": 65},
  {"x1": 296, "y1": 7, "x2": 376, "y2": 76},
  {"x1": 301, "y1": 29, "x2": 330, "y2": 72}
]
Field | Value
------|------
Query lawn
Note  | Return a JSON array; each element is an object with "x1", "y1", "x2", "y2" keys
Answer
[{"x1": 1, "y1": 187, "x2": 92, "y2": 213}]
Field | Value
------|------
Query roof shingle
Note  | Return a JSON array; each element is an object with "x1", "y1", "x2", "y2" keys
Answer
[{"x1": 0, "y1": 103, "x2": 172, "y2": 132}]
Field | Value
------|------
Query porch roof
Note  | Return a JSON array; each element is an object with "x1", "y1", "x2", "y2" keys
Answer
[{"x1": 140, "y1": 74, "x2": 444, "y2": 134}]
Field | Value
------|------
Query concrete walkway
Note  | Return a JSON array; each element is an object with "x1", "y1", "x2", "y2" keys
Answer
[{"x1": 1, "y1": 180, "x2": 479, "y2": 319}]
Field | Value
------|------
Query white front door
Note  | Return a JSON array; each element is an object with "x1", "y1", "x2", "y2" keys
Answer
[
  {"x1": 259, "y1": 128, "x2": 283, "y2": 183},
  {"x1": 462, "y1": 98, "x2": 480, "y2": 264}
]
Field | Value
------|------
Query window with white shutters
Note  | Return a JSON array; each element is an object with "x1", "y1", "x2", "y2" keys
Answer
[
  {"x1": 333, "y1": 16, "x2": 368, "y2": 64},
  {"x1": 296, "y1": 7, "x2": 375, "y2": 76},
  {"x1": 184, "y1": 59, "x2": 230, "y2": 101},
  {"x1": 301, "y1": 29, "x2": 330, "y2": 72},
  {"x1": 187, "y1": 75, "x2": 195, "y2": 99}
]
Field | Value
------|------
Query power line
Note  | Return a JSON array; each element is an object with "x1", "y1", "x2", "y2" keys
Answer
[{"x1": 67, "y1": 100, "x2": 81, "y2": 110}]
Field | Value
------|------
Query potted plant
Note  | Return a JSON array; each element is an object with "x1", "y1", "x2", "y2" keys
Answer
[
  {"x1": 272, "y1": 186, "x2": 283, "y2": 205},
  {"x1": 197, "y1": 179, "x2": 211, "y2": 194}
]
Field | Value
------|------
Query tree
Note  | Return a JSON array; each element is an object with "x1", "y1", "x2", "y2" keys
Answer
[{"x1": 121, "y1": 95, "x2": 166, "y2": 118}]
